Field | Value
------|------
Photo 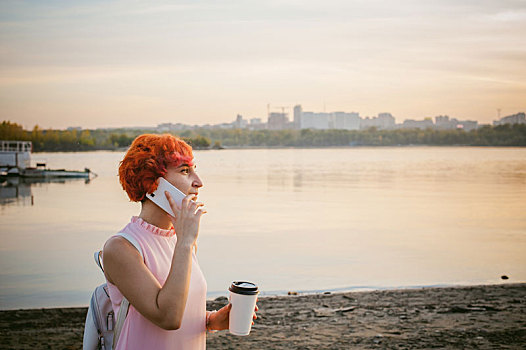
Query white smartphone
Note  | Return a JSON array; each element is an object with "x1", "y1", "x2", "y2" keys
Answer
[{"x1": 147, "y1": 177, "x2": 186, "y2": 217}]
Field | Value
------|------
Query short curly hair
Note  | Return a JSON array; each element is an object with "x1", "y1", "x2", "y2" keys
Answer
[{"x1": 119, "y1": 134, "x2": 194, "y2": 202}]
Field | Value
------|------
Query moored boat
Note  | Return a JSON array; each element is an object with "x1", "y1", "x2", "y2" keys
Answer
[
  {"x1": 20, "y1": 167, "x2": 91, "y2": 178},
  {"x1": 1, "y1": 140, "x2": 95, "y2": 179}
]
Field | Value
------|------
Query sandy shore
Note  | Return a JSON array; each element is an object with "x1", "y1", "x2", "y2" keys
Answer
[{"x1": 1, "y1": 283, "x2": 525, "y2": 349}]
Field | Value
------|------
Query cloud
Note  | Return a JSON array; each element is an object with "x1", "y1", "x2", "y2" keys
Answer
[{"x1": 488, "y1": 10, "x2": 526, "y2": 22}]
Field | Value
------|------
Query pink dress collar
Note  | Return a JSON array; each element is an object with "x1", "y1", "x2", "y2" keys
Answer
[{"x1": 131, "y1": 216, "x2": 176, "y2": 237}]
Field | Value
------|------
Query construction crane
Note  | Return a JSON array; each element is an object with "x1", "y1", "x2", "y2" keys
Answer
[{"x1": 267, "y1": 103, "x2": 291, "y2": 116}]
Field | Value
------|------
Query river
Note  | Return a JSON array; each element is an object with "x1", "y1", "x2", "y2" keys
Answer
[{"x1": 1, "y1": 147, "x2": 525, "y2": 309}]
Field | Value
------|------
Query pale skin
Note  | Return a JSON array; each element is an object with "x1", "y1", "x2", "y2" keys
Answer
[{"x1": 103, "y1": 163, "x2": 258, "y2": 331}]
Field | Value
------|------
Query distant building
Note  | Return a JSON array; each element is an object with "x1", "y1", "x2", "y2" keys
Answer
[
  {"x1": 157, "y1": 123, "x2": 191, "y2": 131},
  {"x1": 268, "y1": 112, "x2": 289, "y2": 130},
  {"x1": 435, "y1": 115, "x2": 455, "y2": 129},
  {"x1": 493, "y1": 112, "x2": 526, "y2": 126},
  {"x1": 359, "y1": 113, "x2": 395, "y2": 130},
  {"x1": 434, "y1": 115, "x2": 478, "y2": 131},
  {"x1": 293, "y1": 105, "x2": 302, "y2": 129},
  {"x1": 401, "y1": 119, "x2": 434, "y2": 130},
  {"x1": 333, "y1": 112, "x2": 361, "y2": 130},
  {"x1": 301, "y1": 112, "x2": 331, "y2": 129},
  {"x1": 360, "y1": 117, "x2": 375, "y2": 129},
  {"x1": 298, "y1": 107, "x2": 391, "y2": 130},
  {"x1": 217, "y1": 123, "x2": 235, "y2": 129},
  {"x1": 296, "y1": 105, "x2": 361, "y2": 130},
  {"x1": 456, "y1": 120, "x2": 478, "y2": 131},
  {"x1": 248, "y1": 118, "x2": 265, "y2": 130},
  {"x1": 376, "y1": 113, "x2": 396, "y2": 129},
  {"x1": 234, "y1": 114, "x2": 248, "y2": 129}
]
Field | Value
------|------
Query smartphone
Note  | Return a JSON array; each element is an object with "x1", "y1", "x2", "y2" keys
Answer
[{"x1": 147, "y1": 177, "x2": 186, "y2": 217}]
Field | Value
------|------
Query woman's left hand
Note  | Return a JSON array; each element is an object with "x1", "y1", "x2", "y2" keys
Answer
[{"x1": 208, "y1": 302, "x2": 259, "y2": 331}]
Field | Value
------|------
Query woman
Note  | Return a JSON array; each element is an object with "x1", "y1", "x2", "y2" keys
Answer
[{"x1": 102, "y1": 134, "x2": 256, "y2": 349}]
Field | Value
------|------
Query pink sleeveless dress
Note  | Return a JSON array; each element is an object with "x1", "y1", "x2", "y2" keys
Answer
[{"x1": 106, "y1": 216, "x2": 207, "y2": 349}]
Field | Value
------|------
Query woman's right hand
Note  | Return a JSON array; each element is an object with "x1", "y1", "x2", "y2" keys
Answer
[{"x1": 165, "y1": 191, "x2": 206, "y2": 246}]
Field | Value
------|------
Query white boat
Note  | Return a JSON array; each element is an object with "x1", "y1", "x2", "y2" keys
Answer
[{"x1": 1, "y1": 140, "x2": 95, "y2": 179}]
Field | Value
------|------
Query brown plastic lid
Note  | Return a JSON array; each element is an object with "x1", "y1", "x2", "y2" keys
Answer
[{"x1": 229, "y1": 281, "x2": 259, "y2": 295}]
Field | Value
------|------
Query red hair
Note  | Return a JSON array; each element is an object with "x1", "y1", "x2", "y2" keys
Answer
[{"x1": 119, "y1": 134, "x2": 194, "y2": 202}]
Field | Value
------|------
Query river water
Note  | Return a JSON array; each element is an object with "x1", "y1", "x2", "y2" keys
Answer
[{"x1": 1, "y1": 147, "x2": 525, "y2": 309}]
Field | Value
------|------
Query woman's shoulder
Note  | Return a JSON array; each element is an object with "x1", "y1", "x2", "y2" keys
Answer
[
  {"x1": 103, "y1": 235, "x2": 130, "y2": 254},
  {"x1": 102, "y1": 234, "x2": 143, "y2": 280},
  {"x1": 103, "y1": 231, "x2": 143, "y2": 260}
]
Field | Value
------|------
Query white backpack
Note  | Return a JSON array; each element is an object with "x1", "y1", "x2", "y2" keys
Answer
[{"x1": 83, "y1": 232, "x2": 143, "y2": 350}]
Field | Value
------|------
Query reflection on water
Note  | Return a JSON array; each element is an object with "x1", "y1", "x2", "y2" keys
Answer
[
  {"x1": 0, "y1": 177, "x2": 90, "y2": 207},
  {"x1": 0, "y1": 147, "x2": 525, "y2": 310},
  {"x1": 0, "y1": 178, "x2": 32, "y2": 206}
]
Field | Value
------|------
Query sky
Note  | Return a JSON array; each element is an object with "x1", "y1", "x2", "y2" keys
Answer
[{"x1": 1, "y1": 0, "x2": 525, "y2": 129}]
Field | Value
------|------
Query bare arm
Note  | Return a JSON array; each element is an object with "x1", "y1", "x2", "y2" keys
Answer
[{"x1": 103, "y1": 193, "x2": 205, "y2": 330}]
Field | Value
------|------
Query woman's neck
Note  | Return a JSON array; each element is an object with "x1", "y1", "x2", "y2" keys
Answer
[{"x1": 138, "y1": 200, "x2": 173, "y2": 230}]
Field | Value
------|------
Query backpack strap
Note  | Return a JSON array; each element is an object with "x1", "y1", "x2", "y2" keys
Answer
[
  {"x1": 112, "y1": 231, "x2": 144, "y2": 349},
  {"x1": 114, "y1": 297, "x2": 130, "y2": 348},
  {"x1": 94, "y1": 251, "x2": 104, "y2": 272}
]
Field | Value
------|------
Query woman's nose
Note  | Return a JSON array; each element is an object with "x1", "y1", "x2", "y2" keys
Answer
[{"x1": 193, "y1": 174, "x2": 203, "y2": 188}]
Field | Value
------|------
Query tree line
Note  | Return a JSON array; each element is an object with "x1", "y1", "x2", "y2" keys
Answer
[
  {"x1": 1, "y1": 120, "x2": 525, "y2": 152},
  {"x1": 180, "y1": 124, "x2": 526, "y2": 147},
  {"x1": 0, "y1": 122, "x2": 211, "y2": 151}
]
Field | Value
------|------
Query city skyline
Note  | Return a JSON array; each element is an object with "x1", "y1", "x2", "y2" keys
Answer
[
  {"x1": 1, "y1": 1, "x2": 525, "y2": 129},
  {"x1": 6, "y1": 103, "x2": 524, "y2": 131},
  {"x1": 156, "y1": 108, "x2": 524, "y2": 133}
]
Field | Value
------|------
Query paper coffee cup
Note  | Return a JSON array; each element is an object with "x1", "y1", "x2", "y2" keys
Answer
[{"x1": 228, "y1": 281, "x2": 259, "y2": 336}]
